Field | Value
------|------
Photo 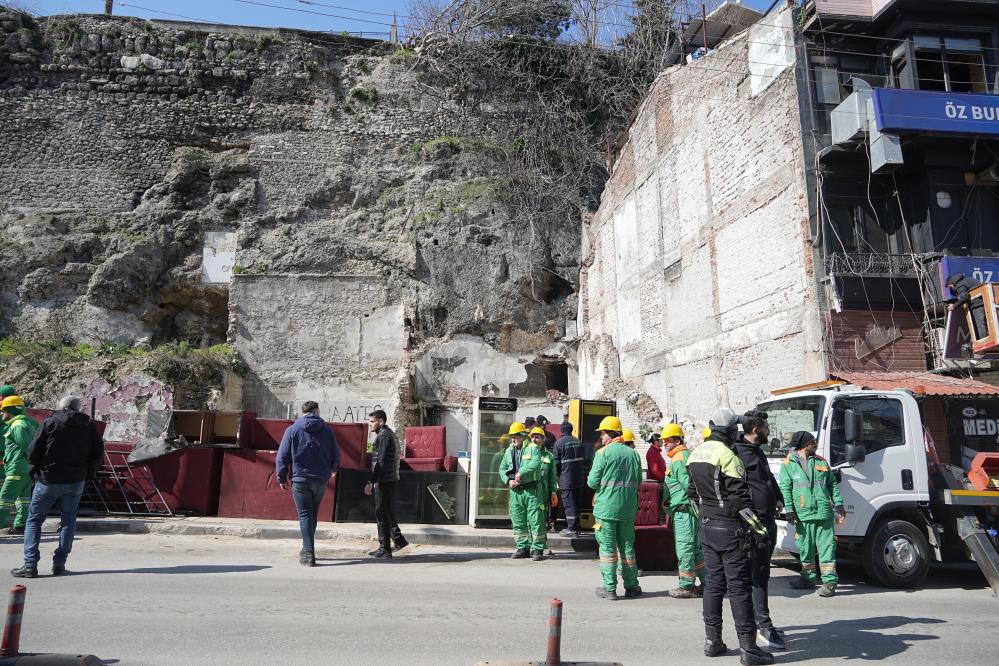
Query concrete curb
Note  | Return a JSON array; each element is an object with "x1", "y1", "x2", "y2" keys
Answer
[
  {"x1": 0, "y1": 654, "x2": 101, "y2": 665},
  {"x1": 65, "y1": 518, "x2": 599, "y2": 552}
]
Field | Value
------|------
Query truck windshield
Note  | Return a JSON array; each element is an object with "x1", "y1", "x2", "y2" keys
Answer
[{"x1": 756, "y1": 395, "x2": 825, "y2": 460}]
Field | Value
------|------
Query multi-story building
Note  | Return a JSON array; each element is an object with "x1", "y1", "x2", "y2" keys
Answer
[{"x1": 578, "y1": 0, "x2": 999, "y2": 466}]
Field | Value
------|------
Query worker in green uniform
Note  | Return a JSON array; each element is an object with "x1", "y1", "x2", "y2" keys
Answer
[
  {"x1": 499, "y1": 422, "x2": 531, "y2": 558},
  {"x1": 0, "y1": 385, "x2": 15, "y2": 440},
  {"x1": 661, "y1": 422, "x2": 705, "y2": 598},
  {"x1": 0, "y1": 396, "x2": 40, "y2": 535},
  {"x1": 588, "y1": 415, "x2": 643, "y2": 600},
  {"x1": 778, "y1": 431, "x2": 845, "y2": 597},
  {"x1": 520, "y1": 426, "x2": 554, "y2": 560},
  {"x1": 528, "y1": 426, "x2": 559, "y2": 535}
]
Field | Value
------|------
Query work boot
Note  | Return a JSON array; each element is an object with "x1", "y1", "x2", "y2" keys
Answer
[
  {"x1": 757, "y1": 626, "x2": 786, "y2": 650},
  {"x1": 669, "y1": 587, "x2": 697, "y2": 599},
  {"x1": 7, "y1": 526, "x2": 24, "y2": 536},
  {"x1": 302, "y1": 551, "x2": 316, "y2": 567},
  {"x1": 511, "y1": 548, "x2": 530, "y2": 559},
  {"x1": 370, "y1": 548, "x2": 393, "y2": 559},
  {"x1": 789, "y1": 577, "x2": 815, "y2": 590},
  {"x1": 738, "y1": 633, "x2": 775, "y2": 665},
  {"x1": 704, "y1": 625, "x2": 727, "y2": 657},
  {"x1": 52, "y1": 563, "x2": 67, "y2": 577},
  {"x1": 531, "y1": 550, "x2": 545, "y2": 561},
  {"x1": 817, "y1": 584, "x2": 836, "y2": 598},
  {"x1": 394, "y1": 537, "x2": 410, "y2": 550},
  {"x1": 595, "y1": 586, "x2": 618, "y2": 600},
  {"x1": 10, "y1": 565, "x2": 36, "y2": 579},
  {"x1": 624, "y1": 585, "x2": 642, "y2": 598}
]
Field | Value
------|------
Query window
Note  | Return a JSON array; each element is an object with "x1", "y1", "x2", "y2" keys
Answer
[
  {"x1": 827, "y1": 204, "x2": 890, "y2": 255},
  {"x1": 914, "y1": 35, "x2": 989, "y2": 94},
  {"x1": 829, "y1": 397, "x2": 905, "y2": 465},
  {"x1": 757, "y1": 396, "x2": 825, "y2": 460}
]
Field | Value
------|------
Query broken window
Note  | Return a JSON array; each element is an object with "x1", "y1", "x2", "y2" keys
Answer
[
  {"x1": 828, "y1": 205, "x2": 890, "y2": 255},
  {"x1": 914, "y1": 35, "x2": 989, "y2": 93}
]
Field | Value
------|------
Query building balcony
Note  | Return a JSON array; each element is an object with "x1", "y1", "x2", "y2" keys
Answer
[{"x1": 825, "y1": 252, "x2": 920, "y2": 278}]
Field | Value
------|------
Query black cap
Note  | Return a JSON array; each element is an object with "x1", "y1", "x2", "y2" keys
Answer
[
  {"x1": 788, "y1": 431, "x2": 815, "y2": 450},
  {"x1": 536, "y1": 415, "x2": 549, "y2": 427},
  {"x1": 560, "y1": 421, "x2": 573, "y2": 434}
]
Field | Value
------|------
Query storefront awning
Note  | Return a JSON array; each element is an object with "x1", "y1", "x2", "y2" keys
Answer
[{"x1": 831, "y1": 371, "x2": 999, "y2": 397}]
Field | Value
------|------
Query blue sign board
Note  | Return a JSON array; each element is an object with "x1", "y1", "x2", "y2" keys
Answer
[
  {"x1": 939, "y1": 256, "x2": 999, "y2": 297},
  {"x1": 872, "y1": 88, "x2": 999, "y2": 136}
]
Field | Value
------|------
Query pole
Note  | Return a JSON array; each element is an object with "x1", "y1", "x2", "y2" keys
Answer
[
  {"x1": 0, "y1": 585, "x2": 26, "y2": 657},
  {"x1": 91, "y1": 396, "x2": 97, "y2": 418},
  {"x1": 700, "y1": 3, "x2": 709, "y2": 58},
  {"x1": 546, "y1": 598, "x2": 563, "y2": 666},
  {"x1": 104, "y1": 0, "x2": 114, "y2": 15}
]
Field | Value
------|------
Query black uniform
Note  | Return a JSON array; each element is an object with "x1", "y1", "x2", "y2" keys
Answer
[
  {"x1": 686, "y1": 428, "x2": 756, "y2": 641},
  {"x1": 554, "y1": 432, "x2": 584, "y2": 533},
  {"x1": 735, "y1": 437, "x2": 782, "y2": 632}
]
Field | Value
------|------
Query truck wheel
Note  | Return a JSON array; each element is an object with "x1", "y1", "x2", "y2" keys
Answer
[{"x1": 862, "y1": 519, "x2": 930, "y2": 589}]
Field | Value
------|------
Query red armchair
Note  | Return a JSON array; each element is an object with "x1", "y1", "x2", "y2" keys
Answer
[
  {"x1": 402, "y1": 425, "x2": 446, "y2": 472},
  {"x1": 634, "y1": 480, "x2": 677, "y2": 572}
]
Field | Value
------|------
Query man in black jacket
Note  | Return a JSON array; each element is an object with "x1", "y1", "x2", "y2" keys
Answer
[
  {"x1": 12, "y1": 396, "x2": 103, "y2": 578},
  {"x1": 735, "y1": 411, "x2": 785, "y2": 651},
  {"x1": 554, "y1": 421, "x2": 584, "y2": 537},
  {"x1": 365, "y1": 410, "x2": 408, "y2": 559}
]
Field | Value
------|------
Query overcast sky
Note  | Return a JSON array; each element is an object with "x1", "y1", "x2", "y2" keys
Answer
[{"x1": 14, "y1": 0, "x2": 778, "y2": 39}]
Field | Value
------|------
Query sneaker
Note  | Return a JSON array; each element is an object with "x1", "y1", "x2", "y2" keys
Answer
[
  {"x1": 10, "y1": 566, "x2": 36, "y2": 579},
  {"x1": 757, "y1": 627, "x2": 786, "y2": 650},
  {"x1": 817, "y1": 584, "x2": 836, "y2": 597},
  {"x1": 299, "y1": 551, "x2": 309, "y2": 565},
  {"x1": 692, "y1": 585, "x2": 705, "y2": 598},
  {"x1": 595, "y1": 586, "x2": 618, "y2": 600},
  {"x1": 52, "y1": 564, "x2": 67, "y2": 576},
  {"x1": 669, "y1": 587, "x2": 697, "y2": 599},
  {"x1": 531, "y1": 550, "x2": 545, "y2": 561},
  {"x1": 394, "y1": 537, "x2": 410, "y2": 550},
  {"x1": 370, "y1": 548, "x2": 393, "y2": 559},
  {"x1": 788, "y1": 577, "x2": 816, "y2": 590},
  {"x1": 511, "y1": 548, "x2": 530, "y2": 559},
  {"x1": 7, "y1": 526, "x2": 24, "y2": 536},
  {"x1": 558, "y1": 529, "x2": 579, "y2": 538},
  {"x1": 624, "y1": 585, "x2": 642, "y2": 598},
  {"x1": 302, "y1": 551, "x2": 316, "y2": 567}
]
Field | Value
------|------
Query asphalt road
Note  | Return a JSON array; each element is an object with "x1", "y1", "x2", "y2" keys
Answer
[{"x1": 0, "y1": 532, "x2": 994, "y2": 665}]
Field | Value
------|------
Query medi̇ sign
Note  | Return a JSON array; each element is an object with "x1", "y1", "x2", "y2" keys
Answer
[{"x1": 873, "y1": 88, "x2": 999, "y2": 137}]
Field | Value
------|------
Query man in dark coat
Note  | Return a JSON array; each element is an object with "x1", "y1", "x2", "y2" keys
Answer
[{"x1": 365, "y1": 409, "x2": 408, "y2": 558}]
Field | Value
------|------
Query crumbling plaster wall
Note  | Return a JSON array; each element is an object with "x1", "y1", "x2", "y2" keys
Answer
[{"x1": 579, "y1": 9, "x2": 826, "y2": 430}]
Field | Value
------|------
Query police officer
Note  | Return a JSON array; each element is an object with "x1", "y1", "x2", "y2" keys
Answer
[
  {"x1": 554, "y1": 421, "x2": 584, "y2": 537},
  {"x1": 778, "y1": 431, "x2": 844, "y2": 597},
  {"x1": 499, "y1": 422, "x2": 532, "y2": 559},
  {"x1": 588, "y1": 416, "x2": 643, "y2": 600},
  {"x1": 735, "y1": 411, "x2": 785, "y2": 650},
  {"x1": 662, "y1": 422, "x2": 705, "y2": 599},
  {"x1": 686, "y1": 408, "x2": 773, "y2": 665}
]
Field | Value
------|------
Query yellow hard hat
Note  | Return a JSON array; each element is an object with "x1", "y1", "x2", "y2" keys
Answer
[
  {"x1": 0, "y1": 395, "x2": 25, "y2": 410},
  {"x1": 529, "y1": 427, "x2": 547, "y2": 438},
  {"x1": 702, "y1": 426, "x2": 711, "y2": 439},
  {"x1": 507, "y1": 422, "x2": 528, "y2": 437},
  {"x1": 595, "y1": 415, "x2": 622, "y2": 432},
  {"x1": 621, "y1": 428, "x2": 635, "y2": 443},
  {"x1": 661, "y1": 423, "x2": 684, "y2": 439}
]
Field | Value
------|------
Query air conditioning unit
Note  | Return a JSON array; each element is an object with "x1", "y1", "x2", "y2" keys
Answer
[{"x1": 831, "y1": 79, "x2": 873, "y2": 145}]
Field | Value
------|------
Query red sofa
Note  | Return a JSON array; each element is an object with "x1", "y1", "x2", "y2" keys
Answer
[
  {"x1": 634, "y1": 480, "x2": 677, "y2": 572},
  {"x1": 248, "y1": 419, "x2": 370, "y2": 470},
  {"x1": 217, "y1": 449, "x2": 336, "y2": 521},
  {"x1": 401, "y1": 425, "x2": 446, "y2": 472}
]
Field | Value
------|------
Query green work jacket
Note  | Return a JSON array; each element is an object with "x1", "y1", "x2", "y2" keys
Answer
[
  {"x1": 3, "y1": 414, "x2": 39, "y2": 476},
  {"x1": 587, "y1": 439, "x2": 642, "y2": 522},
  {"x1": 778, "y1": 452, "x2": 844, "y2": 522},
  {"x1": 663, "y1": 445, "x2": 692, "y2": 512}
]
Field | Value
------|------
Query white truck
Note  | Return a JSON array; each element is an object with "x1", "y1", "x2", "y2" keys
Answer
[{"x1": 754, "y1": 382, "x2": 999, "y2": 593}]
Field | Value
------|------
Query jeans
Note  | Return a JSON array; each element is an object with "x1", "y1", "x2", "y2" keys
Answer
[
  {"x1": 751, "y1": 519, "x2": 777, "y2": 630},
  {"x1": 700, "y1": 517, "x2": 756, "y2": 637},
  {"x1": 23, "y1": 480, "x2": 85, "y2": 568},
  {"x1": 291, "y1": 480, "x2": 327, "y2": 554},
  {"x1": 374, "y1": 481, "x2": 404, "y2": 550}
]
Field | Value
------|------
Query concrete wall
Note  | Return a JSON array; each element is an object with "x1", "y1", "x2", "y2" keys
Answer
[
  {"x1": 229, "y1": 274, "x2": 406, "y2": 423},
  {"x1": 578, "y1": 8, "x2": 826, "y2": 425}
]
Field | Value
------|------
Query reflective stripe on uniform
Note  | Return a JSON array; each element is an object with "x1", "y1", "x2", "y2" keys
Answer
[
  {"x1": 4, "y1": 476, "x2": 20, "y2": 481},
  {"x1": 560, "y1": 456, "x2": 584, "y2": 463},
  {"x1": 599, "y1": 480, "x2": 640, "y2": 488}
]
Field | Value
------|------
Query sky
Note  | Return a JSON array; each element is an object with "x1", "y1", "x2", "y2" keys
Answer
[{"x1": 12, "y1": 0, "x2": 778, "y2": 39}]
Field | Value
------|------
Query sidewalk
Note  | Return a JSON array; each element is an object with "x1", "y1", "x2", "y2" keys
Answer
[{"x1": 64, "y1": 516, "x2": 598, "y2": 553}]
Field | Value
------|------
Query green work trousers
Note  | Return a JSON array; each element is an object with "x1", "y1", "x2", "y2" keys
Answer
[
  {"x1": 595, "y1": 516, "x2": 638, "y2": 592},
  {"x1": 671, "y1": 509, "x2": 706, "y2": 589},
  {"x1": 0, "y1": 472, "x2": 31, "y2": 529},
  {"x1": 796, "y1": 518, "x2": 838, "y2": 586},
  {"x1": 510, "y1": 485, "x2": 547, "y2": 552}
]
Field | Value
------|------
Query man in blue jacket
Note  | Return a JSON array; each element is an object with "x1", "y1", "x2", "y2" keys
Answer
[{"x1": 277, "y1": 401, "x2": 340, "y2": 567}]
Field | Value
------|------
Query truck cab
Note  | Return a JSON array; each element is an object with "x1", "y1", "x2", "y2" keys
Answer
[{"x1": 757, "y1": 385, "x2": 937, "y2": 588}]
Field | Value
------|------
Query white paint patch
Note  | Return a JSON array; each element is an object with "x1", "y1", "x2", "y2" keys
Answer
[
  {"x1": 202, "y1": 231, "x2": 237, "y2": 284},
  {"x1": 749, "y1": 9, "x2": 796, "y2": 97}
]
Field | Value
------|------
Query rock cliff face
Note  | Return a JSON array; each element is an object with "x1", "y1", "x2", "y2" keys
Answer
[{"x1": 0, "y1": 11, "x2": 580, "y2": 446}]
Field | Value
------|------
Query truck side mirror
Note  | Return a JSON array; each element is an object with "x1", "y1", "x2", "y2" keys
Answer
[
  {"x1": 845, "y1": 443, "x2": 866, "y2": 465},
  {"x1": 844, "y1": 408, "x2": 861, "y2": 444}
]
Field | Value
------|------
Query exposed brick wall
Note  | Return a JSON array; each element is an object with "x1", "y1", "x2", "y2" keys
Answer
[
  {"x1": 827, "y1": 309, "x2": 928, "y2": 373},
  {"x1": 578, "y1": 8, "x2": 825, "y2": 421}
]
